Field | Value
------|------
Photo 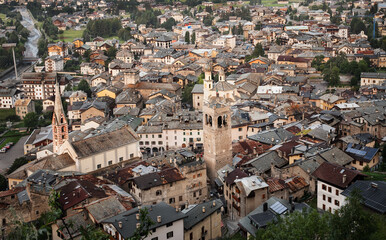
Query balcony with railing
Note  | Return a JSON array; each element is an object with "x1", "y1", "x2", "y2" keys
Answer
[
  {"x1": 232, "y1": 202, "x2": 240, "y2": 212},
  {"x1": 232, "y1": 194, "x2": 240, "y2": 202}
]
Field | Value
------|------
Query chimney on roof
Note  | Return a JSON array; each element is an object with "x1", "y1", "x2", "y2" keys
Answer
[
  {"x1": 263, "y1": 202, "x2": 268, "y2": 212},
  {"x1": 342, "y1": 174, "x2": 347, "y2": 184},
  {"x1": 202, "y1": 206, "x2": 206, "y2": 213},
  {"x1": 118, "y1": 221, "x2": 123, "y2": 228},
  {"x1": 136, "y1": 223, "x2": 140, "y2": 229},
  {"x1": 213, "y1": 200, "x2": 216, "y2": 207},
  {"x1": 157, "y1": 216, "x2": 162, "y2": 223},
  {"x1": 136, "y1": 213, "x2": 140, "y2": 220},
  {"x1": 371, "y1": 182, "x2": 378, "y2": 188}
]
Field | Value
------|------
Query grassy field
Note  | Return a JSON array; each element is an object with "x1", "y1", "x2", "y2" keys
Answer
[
  {"x1": 0, "y1": 13, "x2": 6, "y2": 21},
  {"x1": 0, "y1": 109, "x2": 15, "y2": 123},
  {"x1": 0, "y1": 130, "x2": 29, "y2": 149},
  {"x1": 36, "y1": 21, "x2": 43, "y2": 29},
  {"x1": 105, "y1": 36, "x2": 120, "y2": 41},
  {"x1": 364, "y1": 171, "x2": 386, "y2": 181},
  {"x1": 57, "y1": 29, "x2": 85, "y2": 42},
  {"x1": 261, "y1": 0, "x2": 304, "y2": 6}
]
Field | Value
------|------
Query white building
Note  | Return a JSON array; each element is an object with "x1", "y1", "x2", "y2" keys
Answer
[
  {"x1": 45, "y1": 55, "x2": 64, "y2": 72},
  {"x1": 0, "y1": 89, "x2": 21, "y2": 109},
  {"x1": 213, "y1": 35, "x2": 236, "y2": 49},
  {"x1": 116, "y1": 49, "x2": 134, "y2": 63},
  {"x1": 102, "y1": 202, "x2": 185, "y2": 240},
  {"x1": 312, "y1": 162, "x2": 364, "y2": 213}
]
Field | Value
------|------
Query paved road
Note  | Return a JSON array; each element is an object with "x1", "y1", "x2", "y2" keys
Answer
[{"x1": 0, "y1": 136, "x2": 28, "y2": 175}]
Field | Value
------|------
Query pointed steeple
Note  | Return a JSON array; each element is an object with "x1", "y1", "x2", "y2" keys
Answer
[
  {"x1": 52, "y1": 78, "x2": 68, "y2": 154},
  {"x1": 54, "y1": 79, "x2": 64, "y2": 124}
]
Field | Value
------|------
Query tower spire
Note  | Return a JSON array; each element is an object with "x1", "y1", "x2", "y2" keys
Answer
[
  {"x1": 54, "y1": 78, "x2": 64, "y2": 124},
  {"x1": 52, "y1": 77, "x2": 68, "y2": 154}
]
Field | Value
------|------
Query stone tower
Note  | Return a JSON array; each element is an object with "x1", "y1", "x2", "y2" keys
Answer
[
  {"x1": 203, "y1": 62, "x2": 213, "y2": 102},
  {"x1": 219, "y1": 68, "x2": 225, "y2": 82},
  {"x1": 203, "y1": 99, "x2": 233, "y2": 183},
  {"x1": 52, "y1": 79, "x2": 68, "y2": 154},
  {"x1": 123, "y1": 69, "x2": 139, "y2": 85}
]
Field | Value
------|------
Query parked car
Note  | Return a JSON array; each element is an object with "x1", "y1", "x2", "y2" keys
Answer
[
  {"x1": 4, "y1": 145, "x2": 11, "y2": 149},
  {"x1": 0, "y1": 148, "x2": 7, "y2": 153},
  {"x1": 6, "y1": 142, "x2": 13, "y2": 146}
]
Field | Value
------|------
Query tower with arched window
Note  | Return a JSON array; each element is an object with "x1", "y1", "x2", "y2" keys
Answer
[
  {"x1": 203, "y1": 62, "x2": 213, "y2": 103},
  {"x1": 203, "y1": 99, "x2": 232, "y2": 183},
  {"x1": 52, "y1": 79, "x2": 68, "y2": 154}
]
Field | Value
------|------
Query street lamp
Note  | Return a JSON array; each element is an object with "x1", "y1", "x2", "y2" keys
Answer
[{"x1": 2, "y1": 43, "x2": 18, "y2": 80}]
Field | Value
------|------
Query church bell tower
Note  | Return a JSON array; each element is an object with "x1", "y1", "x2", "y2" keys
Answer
[
  {"x1": 203, "y1": 100, "x2": 233, "y2": 183},
  {"x1": 52, "y1": 79, "x2": 68, "y2": 154}
]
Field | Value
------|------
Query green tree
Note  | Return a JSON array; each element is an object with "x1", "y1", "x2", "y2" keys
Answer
[
  {"x1": 5, "y1": 114, "x2": 21, "y2": 122},
  {"x1": 245, "y1": 43, "x2": 264, "y2": 62},
  {"x1": 323, "y1": 65, "x2": 340, "y2": 86},
  {"x1": 185, "y1": 31, "x2": 190, "y2": 44},
  {"x1": 363, "y1": 164, "x2": 370, "y2": 172},
  {"x1": 203, "y1": 16, "x2": 213, "y2": 26},
  {"x1": 191, "y1": 32, "x2": 196, "y2": 44},
  {"x1": 350, "y1": 17, "x2": 366, "y2": 34},
  {"x1": 7, "y1": 157, "x2": 29, "y2": 174},
  {"x1": 79, "y1": 224, "x2": 109, "y2": 240},
  {"x1": 254, "y1": 208, "x2": 330, "y2": 240},
  {"x1": 83, "y1": 49, "x2": 91, "y2": 62},
  {"x1": 0, "y1": 174, "x2": 7, "y2": 191},
  {"x1": 160, "y1": 18, "x2": 176, "y2": 31},
  {"x1": 23, "y1": 112, "x2": 39, "y2": 129},
  {"x1": 77, "y1": 80, "x2": 92, "y2": 97},
  {"x1": 118, "y1": 28, "x2": 132, "y2": 41},
  {"x1": 253, "y1": 192, "x2": 385, "y2": 240},
  {"x1": 34, "y1": 100, "x2": 43, "y2": 114},
  {"x1": 107, "y1": 47, "x2": 118, "y2": 59},
  {"x1": 311, "y1": 55, "x2": 325, "y2": 71},
  {"x1": 330, "y1": 190, "x2": 378, "y2": 240},
  {"x1": 182, "y1": 83, "x2": 194, "y2": 105},
  {"x1": 197, "y1": 72, "x2": 204, "y2": 84},
  {"x1": 131, "y1": 208, "x2": 155, "y2": 240}
]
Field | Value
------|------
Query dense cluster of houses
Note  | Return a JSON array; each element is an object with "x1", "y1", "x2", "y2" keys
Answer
[{"x1": 0, "y1": 0, "x2": 386, "y2": 239}]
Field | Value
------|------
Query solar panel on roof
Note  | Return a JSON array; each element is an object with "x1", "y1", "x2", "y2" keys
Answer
[
  {"x1": 270, "y1": 201, "x2": 287, "y2": 215},
  {"x1": 347, "y1": 148, "x2": 366, "y2": 156}
]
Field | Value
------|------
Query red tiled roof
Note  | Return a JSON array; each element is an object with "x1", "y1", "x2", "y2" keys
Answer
[
  {"x1": 232, "y1": 140, "x2": 271, "y2": 155},
  {"x1": 266, "y1": 178, "x2": 287, "y2": 193},
  {"x1": 277, "y1": 55, "x2": 309, "y2": 63},
  {"x1": 224, "y1": 169, "x2": 248, "y2": 185},
  {"x1": 312, "y1": 162, "x2": 364, "y2": 189},
  {"x1": 58, "y1": 180, "x2": 107, "y2": 210},
  {"x1": 0, "y1": 187, "x2": 24, "y2": 198},
  {"x1": 278, "y1": 140, "x2": 300, "y2": 156},
  {"x1": 286, "y1": 176, "x2": 309, "y2": 192}
]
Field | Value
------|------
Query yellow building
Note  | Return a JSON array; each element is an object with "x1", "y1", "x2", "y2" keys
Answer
[
  {"x1": 96, "y1": 86, "x2": 122, "y2": 99},
  {"x1": 319, "y1": 93, "x2": 346, "y2": 110},
  {"x1": 72, "y1": 38, "x2": 84, "y2": 49},
  {"x1": 15, "y1": 99, "x2": 35, "y2": 119},
  {"x1": 183, "y1": 200, "x2": 223, "y2": 240},
  {"x1": 346, "y1": 144, "x2": 380, "y2": 171},
  {"x1": 47, "y1": 42, "x2": 68, "y2": 57}
]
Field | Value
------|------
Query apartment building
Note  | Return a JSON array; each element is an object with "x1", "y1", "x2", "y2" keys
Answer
[
  {"x1": 21, "y1": 72, "x2": 57, "y2": 100},
  {"x1": 313, "y1": 162, "x2": 364, "y2": 213}
]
